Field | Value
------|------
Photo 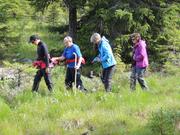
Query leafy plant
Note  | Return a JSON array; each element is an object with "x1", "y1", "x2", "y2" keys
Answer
[{"x1": 148, "y1": 108, "x2": 180, "y2": 135}]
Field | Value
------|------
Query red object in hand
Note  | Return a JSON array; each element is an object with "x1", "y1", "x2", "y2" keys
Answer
[{"x1": 33, "y1": 61, "x2": 46, "y2": 69}]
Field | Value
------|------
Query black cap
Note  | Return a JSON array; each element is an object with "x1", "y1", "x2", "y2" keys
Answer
[{"x1": 28, "y1": 35, "x2": 40, "y2": 43}]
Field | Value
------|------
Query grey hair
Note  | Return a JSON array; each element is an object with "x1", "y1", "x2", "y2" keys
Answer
[
  {"x1": 64, "y1": 36, "x2": 73, "y2": 42},
  {"x1": 90, "y1": 33, "x2": 101, "y2": 43}
]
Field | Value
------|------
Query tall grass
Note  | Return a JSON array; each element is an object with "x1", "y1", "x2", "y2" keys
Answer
[{"x1": 0, "y1": 64, "x2": 179, "y2": 135}]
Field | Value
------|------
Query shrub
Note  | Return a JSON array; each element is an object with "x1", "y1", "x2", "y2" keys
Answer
[{"x1": 148, "y1": 108, "x2": 180, "y2": 135}]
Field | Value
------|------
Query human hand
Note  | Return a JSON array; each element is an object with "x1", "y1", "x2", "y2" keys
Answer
[
  {"x1": 133, "y1": 54, "x2": 136, "y2": 60},
  {"x1": 92, "y1": 57, "x2": 101, "y2": 63},
  {"x1": 75, "y1": 64, "x2": 80, "y2": 69},
  {"x1": 51, "y1": 57, "x2": 57, "y2": 62},
  {"x1": 45, "y1": 68, "x2": 49, "y2": 73}
]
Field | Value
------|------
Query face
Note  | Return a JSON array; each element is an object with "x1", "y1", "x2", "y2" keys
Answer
[
  {"x1": 93, "y1": 39, "x2": 99, "y2": 46},
  {"x1": 132, "y1": 37, "x2": 138, "y2": 44},
  {"x1": 64, "y1": 39, "x2": 72, "y2": 47},
  {"x1": 31, "y1": 39, "x2": 39, "y2": 45}
]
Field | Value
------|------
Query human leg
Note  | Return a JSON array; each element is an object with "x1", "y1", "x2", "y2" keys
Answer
[
  {"x1": 103, "y1": 65, "x2": 116, "y2": 92},
  {"x1": 43, "y1": 69, "x2": 53, "y2": 91},
  {"x1": 130, "y1": 66, "x2": 136, "y2": 91},
  {"x1": 65, "y1": 67, "x2": 73, "y2": 89},
  {"x1": 32, "y1": 70, "x2": 43, "y2": 92},
  {"x1": 136, "y1": 67, "x2": 148, "y2": 90}
]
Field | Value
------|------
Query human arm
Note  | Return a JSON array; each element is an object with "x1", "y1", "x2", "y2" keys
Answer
[
  {"x1": 133, "y1": 43, "x2": 147, "y2": 62},
  {"x1": 75, "y1": 56, "x2": 83, "y2": 69},
  {"x1": 100, "y1": 42, "x2": 112, "y2": 62},
  {"x1": 42, "y1": 44, "x2": 49, "y2": 68},
  {"x1": 73, "y1": 45, "x2": 82, "y2": 69},
  {"x1": 92, "y1": 54, "x2": 101, "y2": 63},
  {"x1": 51, "y1": 56, "x2": 65, "y2": 62}
]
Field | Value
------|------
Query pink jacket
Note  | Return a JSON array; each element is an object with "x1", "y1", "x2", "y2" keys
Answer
[{"x1": 133, "y1": 40, "x2": 149, "y2": 68}]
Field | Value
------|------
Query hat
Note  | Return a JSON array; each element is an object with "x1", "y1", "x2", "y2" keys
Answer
[{"x1": 28, "y1": 35, "x2": 40, "y2": 43}]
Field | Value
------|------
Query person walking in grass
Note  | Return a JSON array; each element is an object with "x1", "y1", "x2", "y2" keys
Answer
[
  {"x1": 130, "y1": 33, "x2": 149, "y2": 91},
  {"x1": 51, "y1": 36, "x2": 87, "y2": 92},
  {"x1": 90, "y1": 33, "x2": 116, "y2": 92},
  {"x1": 29, "y1": 35, "x2": 53, "y2": 92}
]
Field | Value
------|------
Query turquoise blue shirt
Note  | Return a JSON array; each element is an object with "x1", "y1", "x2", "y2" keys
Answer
[{"x1": 98, "y1": 39, "x2": 116, "y2": 69}]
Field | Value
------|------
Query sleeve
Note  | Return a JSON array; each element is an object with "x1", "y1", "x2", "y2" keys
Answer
[
  {"x1": 93, "y1": 54, "x2": 101, "y2": 62},
  {"x1": 74, "y1": 45, "x2": 82, "y2": 58},
  {"x1": 42, "y1": 45, "x2": 49, "y2": 67},
  {"x1": 101, "y1": 43, "x2": 110, "y2": 62}
]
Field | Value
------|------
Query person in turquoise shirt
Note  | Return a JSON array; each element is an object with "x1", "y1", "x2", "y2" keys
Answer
[{"x1": 90, "y1": 33, "x2": 116, "y2": 92}]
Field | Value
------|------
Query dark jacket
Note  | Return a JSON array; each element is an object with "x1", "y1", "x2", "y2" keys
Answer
[{"x1": 37, "y1": 41, "x2": 49, "y2": 67}]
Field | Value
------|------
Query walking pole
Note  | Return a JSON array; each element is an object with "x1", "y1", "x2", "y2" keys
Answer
[{"x1": 73, "y1": 53, "x2": 77, "y2": 94}]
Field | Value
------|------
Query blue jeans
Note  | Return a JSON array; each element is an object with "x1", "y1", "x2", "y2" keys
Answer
[{"x1": 130, "y1": 66, "x2": 148, "y2": 90}]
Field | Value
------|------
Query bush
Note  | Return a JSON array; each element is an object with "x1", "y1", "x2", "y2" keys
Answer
[
  {"x1": 148, "y1": 108, "x2": 180, "y2": 135},
  {"x1": 163, "y1": 61, "x2": 180, "y2": 75}
]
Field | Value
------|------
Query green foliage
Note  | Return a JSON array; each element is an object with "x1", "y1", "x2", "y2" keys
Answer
[
  {"x1": 114, "y1": 34, "x2": 132, "y2": 64},
  {"x1": 76, "y1": 0, "x2": 180, "y2": 71},
  {"x1": 0, "y1": 0, "x2": 32, "y2": 59},
  {"x1": 148, "y1": 108, "x2": 180, "y2": 135},
  {"x1": 163, "y1": 4, "x2": 180, "y2": 55},
  {"x1": 163, "y1": 60, "x2": 180, "y2": 75},
  {"x1": 0, "y1": 98, "x2": 11, "y2": 121},
  {"x1": 1, "y1": 0, "x2": 179, "y2": 73},
  {"x1": 46, "y1": 3, "x2": 68, "y2": 26},
  {"x1": 0, "y1": 0, "x2": 31, "y2": 42}
]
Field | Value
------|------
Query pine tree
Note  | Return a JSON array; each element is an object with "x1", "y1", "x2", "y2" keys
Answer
[
  {"x1": 29, "y1": 0, "x2": 87, "y2": 40},
  {"x1": 0, "y1": 0, "x2": 31, "y2": 58}
]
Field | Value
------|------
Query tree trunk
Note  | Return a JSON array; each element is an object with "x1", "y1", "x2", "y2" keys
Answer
[{"x1": 69, "y1": 6, "x2": 77, "y2": 41}]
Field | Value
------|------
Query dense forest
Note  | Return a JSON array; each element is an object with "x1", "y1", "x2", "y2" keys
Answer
[{"x1": 0, "y1": 0, "x2": 179, "y2": 70}]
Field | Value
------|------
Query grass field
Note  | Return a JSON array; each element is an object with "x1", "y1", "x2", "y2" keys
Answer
[{"x1": 0, "y1": 65, "x2": 179, "y2": 135}]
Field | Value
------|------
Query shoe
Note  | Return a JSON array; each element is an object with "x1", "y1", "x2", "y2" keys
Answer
[{"x1": 78, "y1": 86, "x2": 88, "y2": 93}]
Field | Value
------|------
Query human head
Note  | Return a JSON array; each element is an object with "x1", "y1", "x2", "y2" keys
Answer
[
  {"x1": 130, "y1": 33, "x2": 141, "y2": 44},
  {"x1": 90, "y1": 33, "x2": 102, "y2": 45},
  {"x1": 63, "y1": 36, "x2": 73, "y2": 47},
  {"x1": 29, "y1": 35, "x2": 40, "y2": 45}
]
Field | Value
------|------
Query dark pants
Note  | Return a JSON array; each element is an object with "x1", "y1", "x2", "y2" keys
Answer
[
  {"x1": 101, "y1": 65, "x2": 116, "y2": 92},
  {"x1": 130, "y1": 66, "x2": 148, "y2": 90},
  {"x1": 32, "y1": 69, "x2": 53, "y2": 92},
  {"x1": 65, "y1": 67, "x2": 85, "y2": 91}
]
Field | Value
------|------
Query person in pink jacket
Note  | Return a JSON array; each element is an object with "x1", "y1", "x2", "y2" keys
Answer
[{"x1": 130, "y1": 33, "x2": 149, "y2": 91}]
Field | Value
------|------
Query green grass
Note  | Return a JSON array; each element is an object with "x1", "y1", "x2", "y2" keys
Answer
[
  {"x1": 7, "y1": 21, "x2": 64, "y2": 60},
  {"x1": 0, "y1": 65, "x2": 179, "y2": 135}
]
